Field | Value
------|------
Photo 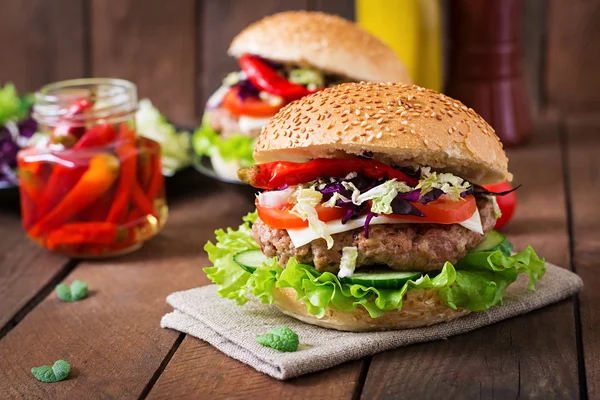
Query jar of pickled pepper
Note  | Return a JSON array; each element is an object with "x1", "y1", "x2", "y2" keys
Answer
[{"x1": 17, "y1": 78, "x2": 167, "y2": 257}]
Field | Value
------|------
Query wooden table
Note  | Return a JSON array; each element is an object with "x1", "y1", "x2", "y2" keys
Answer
[{"x1": 0, "y1": 118, "x2": 597, "y2": 399}]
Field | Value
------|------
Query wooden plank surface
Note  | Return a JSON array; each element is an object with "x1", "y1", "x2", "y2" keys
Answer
[
  {"x1": 0, "y1": 175, "x2": 255, "y2": 398},
  {"x1": 360, "y1": 121, "x2": 580, "y2": 399},
  {"x1": 313, "y1": 0, "x2": 355, "y2": 20},
  {"x1": 148, "y1": 338, "x2": 365, "y2": 400},
  {"x1": 90, "y1": 0, "x2": 197, "y2": 126},
  {"x1": 0, "y1": 195, "x2": 71, "y2": 334},
  {"x1": 198, "y1": 0, "x2": 308, "y2": 108},
  {"x1": 0, "y1": 0, "x2": 85, "y2": 92},
  {"x1": 546, "y1": 0, "x2": 600, "y2": 113},
  {"x1": 566, "y1": 118, "x2": 600, "y2": 399}
]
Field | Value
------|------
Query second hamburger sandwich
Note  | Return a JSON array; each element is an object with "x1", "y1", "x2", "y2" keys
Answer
[
  {"x1": 204, "y1": 82, "x2": 545, "y2": 331},
  {"x1": 193, "y1": 11, "x2": 411, "y2": 181}
]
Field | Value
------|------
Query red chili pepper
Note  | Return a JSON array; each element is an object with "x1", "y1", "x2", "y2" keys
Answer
[
  {"x1": 146, "y1": 152, "x2": 163, "y2": 201},
  {"x1": 73, "y1": 124, "x2": 117, "y2": 149},
  {"x1": 46, "y1": 222, "x2": 125, "y2": 250},
  {"x1": 106, "y1": 125, "x2": 138, "y2": 223},
  {"x1": 65, "y1": 99, "x2": 93, "y2": 118},
  {"x1": 137, "y1": 140, "x2": 152, "y2": 191},
  {"x1": 238, "y1": 55, "x2": 316, "y2": 101},
  {"x1": 29, "y1": 153, "x2": 121, "y2": 237},
  {"x1": 36, "y1": 155, "x2": 88, "y2": 220},
  {"x1": 50, "y1": 98, "x2": 94, "y2": 147},
  {"x1": 19, "y1": 167, "x2": 44, "y2": 209},
  {"x1": 82, "y1": 186, "x2": 115, "y2": 222},
  {"x1": 240, "y1": 158, "x2": 419, "y2": 189},
  {"x1": 131, "y1": 182, "x2": 157, "y2": 218}
]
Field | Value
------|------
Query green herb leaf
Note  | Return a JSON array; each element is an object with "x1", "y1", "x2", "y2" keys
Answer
[
  {"x1": 256, "y1": 326, "x2": 299, "y2": 352},
  {"x1": 31, "y1": 360, "x2": 71, "y2": 383},
  {"x1": 70, "y1": 280, "x2": 88, "y2": 301},
  {"x1": 56, "y1": 280, "x2": 88, "y2": 302},
  {"x1": 55, "y1": 283, "x2": 72, "y2": 302}
]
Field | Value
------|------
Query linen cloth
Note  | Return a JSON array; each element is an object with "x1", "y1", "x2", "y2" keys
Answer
[{"x1": 161, "y1": 262, "x2": 582, "y2": 380}]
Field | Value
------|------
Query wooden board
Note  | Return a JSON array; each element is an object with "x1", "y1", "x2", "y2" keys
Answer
[
  {"x1": 0, "y1": 0, "x2": 85, "y2": 92},
  {"x1": 147, "y1": 338, "x2": 365, "y2": 399},
  {"x1": 565, "y1": 118, "x2": 600, "y2": 399},
  {"x1": 546, "y1": 0, "x2": 600, "y2": 113},
  {"x1": 0, "y1": 207, "x2": 71, "y2": 334},
  {"x1": 313, "y1": 0, "x2": 355, "y2": 20},
  {"x1": 198, "y1": 0, "x2": 308, "y2": 108},
  {"x1": 0, "y1": 175, "x2": 256, "y2": 398},
  {"x1": 90, "y1": 0, "x2": 197, "y2": 126},
  {"x1": 360, "y1": 121, "x2": 580, "y2": 399}
]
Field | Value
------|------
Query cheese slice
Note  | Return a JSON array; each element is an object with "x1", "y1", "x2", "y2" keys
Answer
[
  {"x1": 238, "y1": 116, "x2": 271, "y2": 133},
  {"x1": 286, "y1": 207, "x2": 483, "y2": 248}
]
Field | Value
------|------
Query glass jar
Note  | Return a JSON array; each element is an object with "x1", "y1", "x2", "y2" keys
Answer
[{"x1": 17, "y1": 78, "x2": 167, "y2": 257}]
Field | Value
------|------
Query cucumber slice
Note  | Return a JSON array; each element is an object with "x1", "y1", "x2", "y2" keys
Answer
[
  {"x1": 471, "y1": 230, "x2": 514, "y2": 256},
  {"x1": 233, "y1": 250, "x2": 271, "y2": 273},
  {"x1": 342, "y1": 270, "x2": 423, "y2": 289}
]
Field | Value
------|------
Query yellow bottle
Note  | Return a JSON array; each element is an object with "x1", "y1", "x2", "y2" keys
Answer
[{"x1": 356, "y1": 0, "x2": 442, "y2": 91}]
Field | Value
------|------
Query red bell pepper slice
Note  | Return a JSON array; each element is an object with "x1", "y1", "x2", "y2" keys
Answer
[
  {"x1": 241, "y1": 158, "x2": 419, "y2": 189},
  {"x1": 238, "y1": 55, "x2": 317, "y2": 101}
]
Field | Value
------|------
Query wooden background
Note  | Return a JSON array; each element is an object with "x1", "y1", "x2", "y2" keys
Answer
[{"x1": 0, "y1": 0, "x2": 598, "y2": 128}]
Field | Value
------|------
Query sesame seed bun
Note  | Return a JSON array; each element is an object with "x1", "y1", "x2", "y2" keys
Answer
[
  {"x1": 272, "y1": 287, "x2": 470, "y2": 332},
  {"x1": 254, "y1": 82, "x2": 511, "y2": 185},
  {"x1": 228, "y1": 11, "x2": 411, "y2": 84}
]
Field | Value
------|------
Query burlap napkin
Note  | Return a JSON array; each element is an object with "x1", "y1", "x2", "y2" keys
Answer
[{"x1": 161, "y1": 262, "x2": 582, "y2": 380}]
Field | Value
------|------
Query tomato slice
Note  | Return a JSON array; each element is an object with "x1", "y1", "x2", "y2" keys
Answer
[
  {"x1": 221, "y1": 87, "x2": 282, "y2": 118},
  {"x1": 388, "y1": 195, "x2": 477, "y2": 224},
  {"x1": 245, "y1": 158, "x2": 418, "y2": 189},
  {"x1": 256, "y1": 195, "x2": 476, "y2": 229},
  {"x1": 256, "y1": 199, "x2": 347, "y2": 229}
]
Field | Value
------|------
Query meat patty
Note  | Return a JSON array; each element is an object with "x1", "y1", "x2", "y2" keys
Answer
[
  {"x1": 208, "y1": 107, "x2": 262, "y2": 139},
  {"x1": 252, "y1": 197, "x2": 496, "y2": 273}
]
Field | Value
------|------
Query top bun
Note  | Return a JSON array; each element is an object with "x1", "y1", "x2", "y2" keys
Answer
[
  {"x1": 229, "y1": 11, "x2": 411, "y2": 84},
  {"x1": 254, "y1": 82, "x2": 511, "y2": 184}
]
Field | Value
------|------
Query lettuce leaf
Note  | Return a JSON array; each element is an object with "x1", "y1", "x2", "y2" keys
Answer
[
  {"x1": 203, "y1": 212, "x2": 546, "y2": 318},
  {"x1": 0, "y1": 83, "x2": 32, "y2": 126},
  {"x1": 192, "y1": 117, "x2": 255, "y2": 167},
  {"x1": 135, "y1": 99, "x2": 192, "y2": 176}
]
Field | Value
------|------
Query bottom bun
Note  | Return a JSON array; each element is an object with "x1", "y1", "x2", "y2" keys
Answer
[{"x1": 272, "y1": 287, "x2": 470, "y2": 332}]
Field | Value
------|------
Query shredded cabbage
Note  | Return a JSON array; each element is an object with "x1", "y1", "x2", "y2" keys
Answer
[
  {"x1": 290, "y1": 187, "x2": 334, "y2": 249},
  {"x1": 417, "y1": 167, "x2": 471, "y2": 202},
  {"x1": 136, "y1": 99, "x2": 192, "y2": 176},
  {"x1": 340, "y1": 179, "x2": 412, "y2": 214},
  {"x1": 204, "y1": 212, "x2": 547, "y2": 319},
  {"x1": 489, "y1": 196, "x2": 503, "y2": 219},
  {"x1": 288, "y1": 67, "x2": 324, "y2": 90},
  {"x1": 338, "y1": 247, "x2": 358, "y2": 278}
]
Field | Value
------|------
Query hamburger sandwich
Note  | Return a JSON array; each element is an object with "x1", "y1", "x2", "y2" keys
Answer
[
  {"x1": 204, "y1": 82, "x2": 545, "y2": 331},
  {"x1": 192, "y1": 11, "x2": 411, "y2": 181}
]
